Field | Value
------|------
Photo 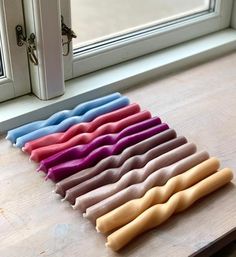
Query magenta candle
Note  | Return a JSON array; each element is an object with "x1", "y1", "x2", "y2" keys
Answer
[
  {"x1": 38, "y1": 116, "x2": 162, "y2": 172},
  {"x1": 46, "y1": 123, "x2": 169, "y2": 182},
  {"x1": 54, "y1": 129, "x2": 177, "y2": 197},
  {"x1": 30, "y1": 110, "x2": 151, "y2": 162}
]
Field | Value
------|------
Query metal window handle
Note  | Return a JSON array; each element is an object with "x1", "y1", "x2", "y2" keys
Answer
[
  {"x1": 15, "y1": 25, "x2": 38, "y2": 66},
  {"x1": 61, "y1": 15, "x2": 77, "y2": 56}
]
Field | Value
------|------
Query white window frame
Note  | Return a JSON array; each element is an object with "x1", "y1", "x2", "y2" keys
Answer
[
  {"x1": 18, "y1": 0, "x2": 235, "y2": 100},
  {"x1": 23, "y1": 0, "x2": 65, "y2": 101},
  {"x1": 61, "y1": 0, "x2": 234, "y2": 79},
  {"x1": 0, "y1": 0, "x2": 31, "y2": 102}
]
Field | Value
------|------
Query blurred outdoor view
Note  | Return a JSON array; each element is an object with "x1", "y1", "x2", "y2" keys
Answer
[{"x1": 71, "y1": 0, "x2": 210, "y2": 49}]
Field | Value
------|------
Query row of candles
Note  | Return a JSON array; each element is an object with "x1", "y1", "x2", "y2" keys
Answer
[{"x1": 7, "y1": 92, "x2": 233, "y2": 251}]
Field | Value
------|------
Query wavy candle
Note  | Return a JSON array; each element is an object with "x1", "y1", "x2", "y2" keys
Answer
[
  {"x1": 23, "y1": 103, "x2": 141, "y2": 153},
  {"x1": 46, "y1": 123, "x2": 169, "y2": 182},
  {"x1": 64, "y1": 136, "x2": 187, "y2": 205},
  {"x1": 6, "y1": 92, "x2": 122, "y2": 143},
  {"x1": 83, "y1": 150, "x2": 209, "y2": 222},
  {"x1": 96, "y1": 157, "x2": 220, "y2": 233},
  {"x1": 14, "y1": 96, "x2": 130, "y2": 148},
  {"x1": 38, "y1": 115, "x2": 159, "y2": 171},
  {"x1": 106, "y1": 168, "x2": 233, "y2": 251},
  {"x1": 30, "y1": 110, "x2": 152, "y2": 162},
  {"x1": 78, "y1": 143, "x2": 199, "y2": 214},
  {"x1": 55, "y1": 129, "x2": 177, "y2": 197}
]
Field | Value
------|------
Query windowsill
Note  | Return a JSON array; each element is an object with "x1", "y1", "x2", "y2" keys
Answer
[{"x1": 1, "y1": 28, "x2": 236, "y2": 133}]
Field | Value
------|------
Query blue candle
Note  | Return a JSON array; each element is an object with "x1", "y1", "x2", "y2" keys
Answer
[
  {"x1": 6, "y1": 92, "x2": 122, "y2": 144},
  {"x1": 9, "y1": 95, "x2": 130, "y2": 148}
]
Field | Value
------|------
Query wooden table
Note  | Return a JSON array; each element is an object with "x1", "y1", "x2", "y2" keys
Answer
[{"x1": 0, "y1": 52, "x2": 236, "y2": 257}]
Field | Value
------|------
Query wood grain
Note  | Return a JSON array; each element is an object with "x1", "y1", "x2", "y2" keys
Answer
[{"x1": 1, "y1": 52, "x2": 236, "y2": 257}]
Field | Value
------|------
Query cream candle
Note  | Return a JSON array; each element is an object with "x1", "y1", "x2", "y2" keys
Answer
[
  {"x1": 96, "y1": 157, "x2": 220, "y2": 233},
  {"x1": 83, "y1": 150, "x2": 209, "y2": 222},
  {"x1": 65, "y1": 136, "x2": 187, "y2": 205},
  {"x1": 55, "y1": 129, "x2": 177, "y2": 197},
  {"x1": 106, "y1": 168, "x2": 233, "y2": 251}
]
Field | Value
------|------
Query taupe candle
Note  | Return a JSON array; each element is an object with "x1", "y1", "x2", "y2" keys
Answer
[{"x1": 64, "y1": 136, "x2": 187, "y2": 205}]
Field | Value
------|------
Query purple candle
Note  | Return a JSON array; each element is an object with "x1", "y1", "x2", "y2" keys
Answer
[
  {"x1": 54, "y1": 129, "x2": 177, "y2": 197},
  {"x1": 38, "y1": 116, "x2": 162, "y2": 172},
  {"x1": 46, "y1": 123, "x2": 169, "y2": 182}
]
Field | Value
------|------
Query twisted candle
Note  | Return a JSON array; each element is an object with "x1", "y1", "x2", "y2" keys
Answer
[
  {"x1": 38, "y1": 116, "x2": 160, "y2": 171},
  {"x1": 96, "y1": 157, "x2": 220, "y2": 233},
  {"x1": 106, "y1": 168, "x2": 233, "y2": 251},
  {"x1": 30, "y1": 110, "x2": 152, "y2": 162},
  {"x1": 83, "y1": 150, "x2": 209, "y2": 222},
  {"x1": 6, "y1": 92, "x2": 122, "y2": 143},
  {"x1": 55, "y1": 129, "x2": 177, "y2": 197},
  {"x1": 23, "y1": 103, "x2": 140, "y2": 153},
  {"x1": 14, "y1": 96, "x2": 130, "y2": 148},
  {"x1": 64, "y1": 136, "x2": 187, "y2": 205},
  {"x1": 46, "y1": 123, "x2": 169, "y2": 182}
]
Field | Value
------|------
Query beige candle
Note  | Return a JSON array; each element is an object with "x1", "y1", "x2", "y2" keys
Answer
[
  {"x1": 64, "y1": 136, "x2": 187, "y2": 204},
  {"x1": 96, "y1": 157, "x2": 220, "y2": 233},
  {"x1": 84, "y1": 150, "x2": 209, "y2": 223},
  {"x1": 106, "y1": 168, "x2": 233, "y2": 251},
  {"x1": 55, "y1": 129, "x2": 177, "y2": 196},
  {"x1": 74, "y1": 142, "x2": 197, "y2": 213}
]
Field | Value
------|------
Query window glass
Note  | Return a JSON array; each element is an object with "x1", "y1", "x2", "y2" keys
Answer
[{"x1": 71, "y1": 0, "x2": 211, "y2": 50}]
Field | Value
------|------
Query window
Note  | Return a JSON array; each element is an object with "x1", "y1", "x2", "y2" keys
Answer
[
  {"x1": 71, "y1": 0, "x2": 211, "y2": 49},
  {"x1": 0, "y1": 0, "x2": 235, "y2": 103},
  {"x1": 62, "y1": 0, "x2": 233, "y2": 79}
]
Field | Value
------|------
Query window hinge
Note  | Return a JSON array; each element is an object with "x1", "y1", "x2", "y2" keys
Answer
[
  {"x1": 61, "y1": 15, "x2": 77, "y2": 56},
  {"x1": 15, "y1": 25, "x2": 38, "y2": 65}
]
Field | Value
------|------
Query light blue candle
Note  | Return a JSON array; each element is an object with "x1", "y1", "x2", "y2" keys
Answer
[
  {"x1": 6, "y1": 92, "x2": 122, "y2": 143},
  {"x1": 14, "y1": 96, "x2": 130, "y2": 148}
]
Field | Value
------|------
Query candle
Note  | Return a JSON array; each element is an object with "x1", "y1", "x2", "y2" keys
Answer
[
  {"x1": 106, "y1": 168, "x2": 233, "y2": 251},
  {"x1": 83, "y1": 150, "x2": 209, "y2": 223},
  {"x1": 23, "y1": 103, "x2": 141, "y2": 153},
  {"x1": 55, "y1": 129, "x2": 177, "y2": 197},
  {"x1": 38, "y1": 115, "x2": 161, "y2": 172},
  {"x1": 64, "y1": 136, "x2": 187, "y2": 205},
  {"x1": 6, "y1": 92, "x2": 122, "y2": 143},
  {"x1": 96, "y1": 157, "x2": 220, "y2": 233},
  {"x1": 30, "y1": 110, "x2": 152, "y2": 162},
  {"x1": 46, "y1": 123, "x2": 169, "y2": 182},
  {"x1": 14, "y1": 96, "x2": 130, "y2": 148}
]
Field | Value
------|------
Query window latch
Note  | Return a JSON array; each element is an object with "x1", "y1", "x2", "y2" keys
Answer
[
  {"x1": 15, "y1": 25, "x2": 38, "y2": 66},
  {"x1": 61, "y1": 15, "x2": 77, "y2": 56}
]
